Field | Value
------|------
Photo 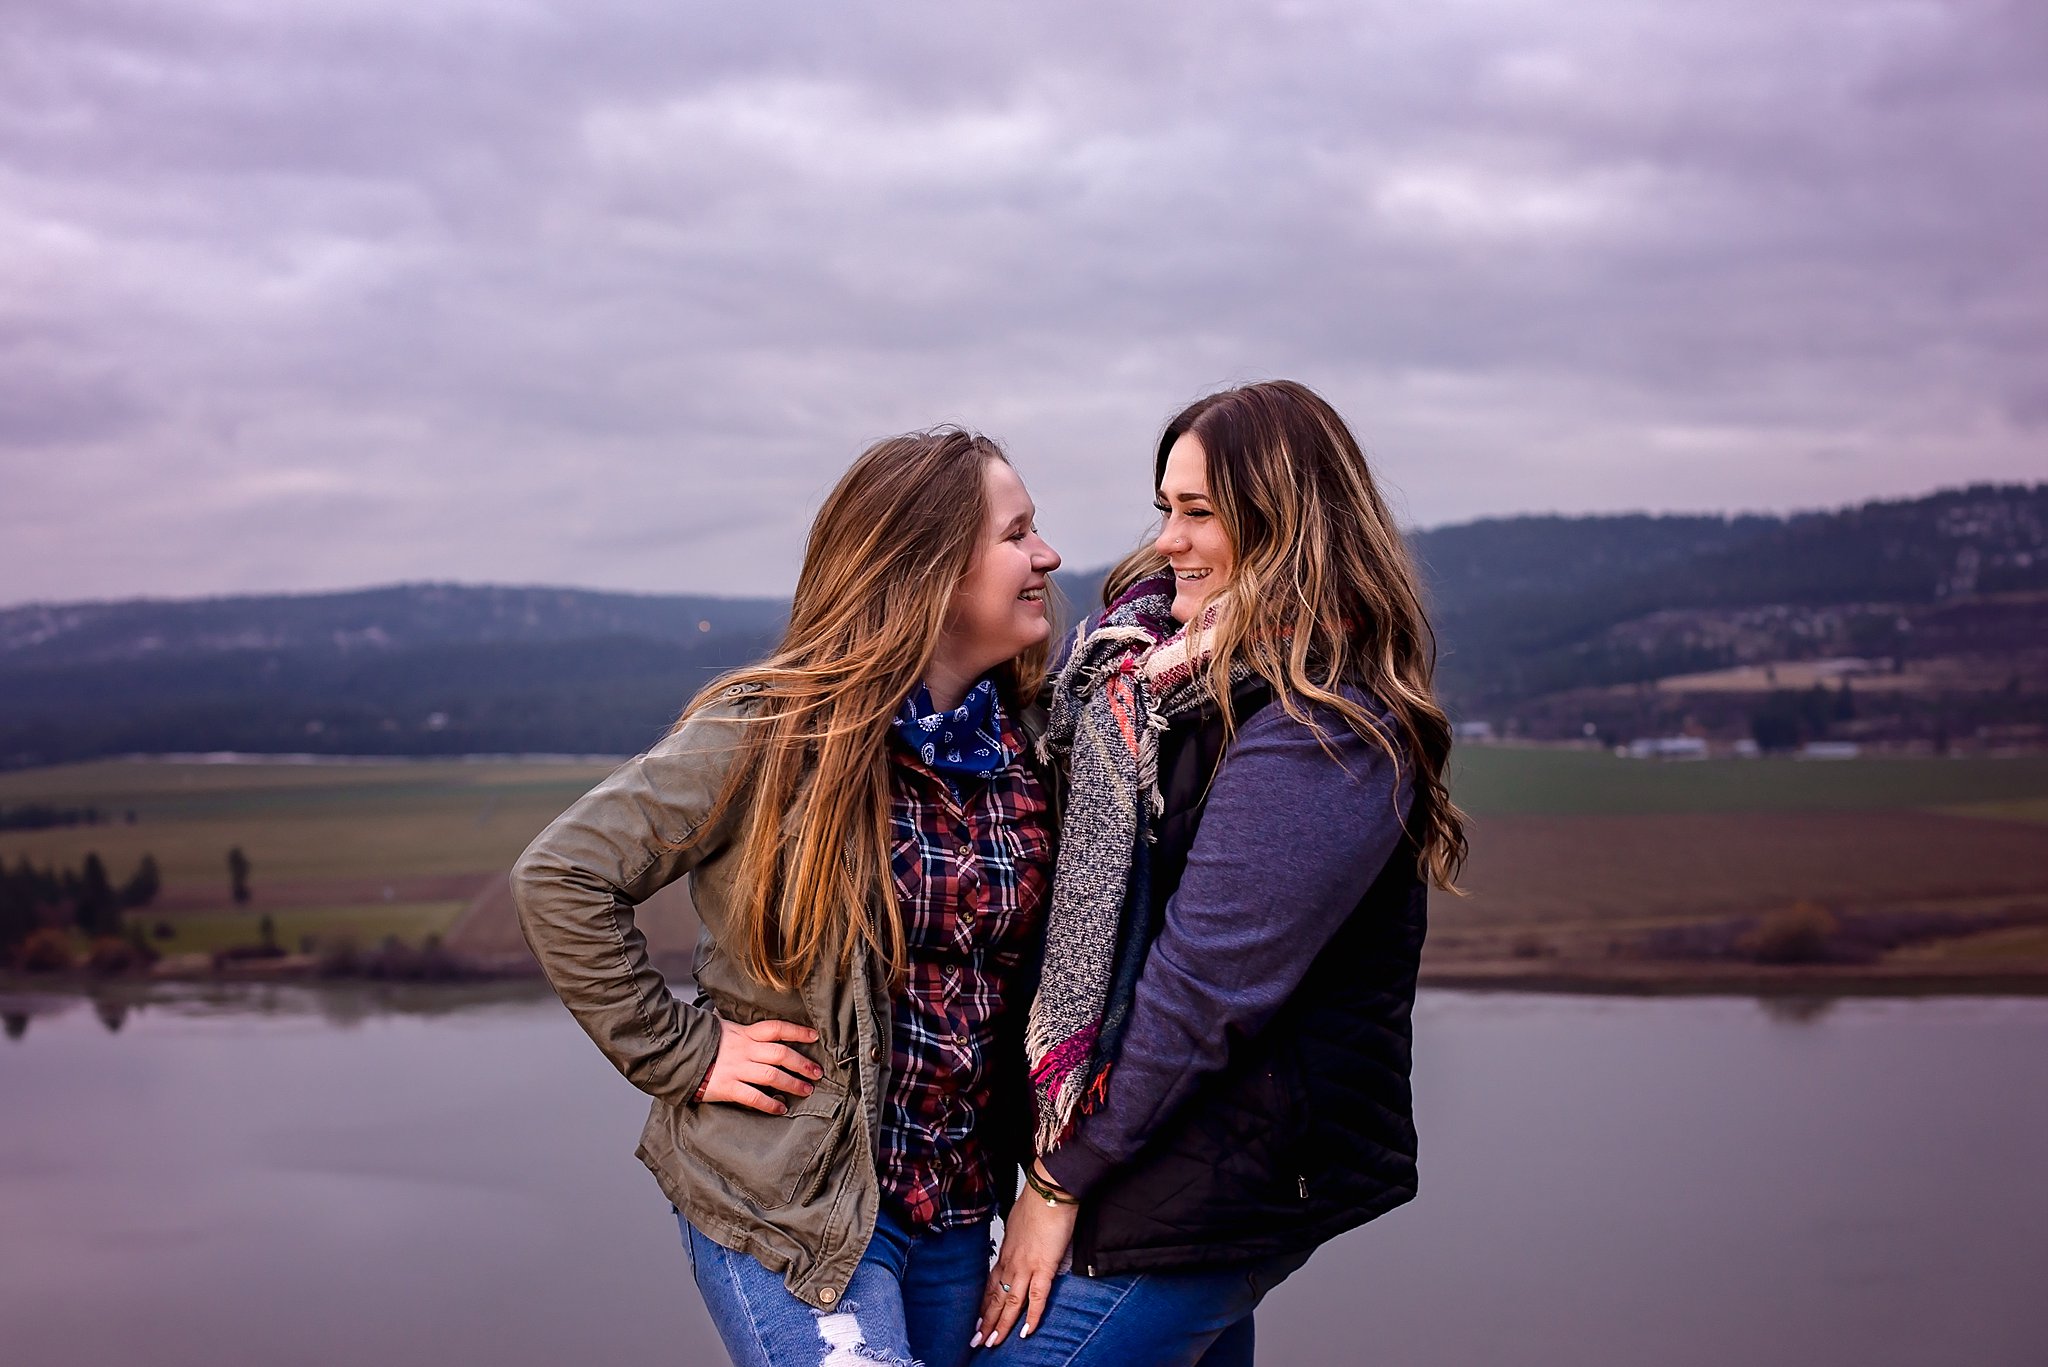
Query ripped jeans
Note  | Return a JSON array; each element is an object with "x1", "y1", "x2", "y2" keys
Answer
[
  {"x1": 682, "y1": 1205, "x2": 991, "y2": 1367},
  {"x1": 976, "y1": 1247, "x2": 1313, "y2": 1367}
]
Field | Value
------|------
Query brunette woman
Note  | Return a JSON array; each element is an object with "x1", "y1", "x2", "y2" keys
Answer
[
  {"x1": 514, "y1": 429, "x2": 1061, "y2": 1367},
  {"x1": 976, "y1": 381, "x2": 1467, "y2": 1365}
]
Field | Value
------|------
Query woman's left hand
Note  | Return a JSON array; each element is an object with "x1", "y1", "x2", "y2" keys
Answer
[{"x1": 974, "y1": 1172, "x2": 1079, "y2": 1349}]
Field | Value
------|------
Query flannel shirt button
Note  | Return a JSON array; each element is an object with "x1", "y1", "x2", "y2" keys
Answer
[{"x1": 956, "y1": 845, "x2": 972, "y2": 861}]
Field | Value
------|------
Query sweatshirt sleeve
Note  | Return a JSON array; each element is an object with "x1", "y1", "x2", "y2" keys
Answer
[{"x1": 1040, "y1": 691, "x2": 1414, "y2": 1198}]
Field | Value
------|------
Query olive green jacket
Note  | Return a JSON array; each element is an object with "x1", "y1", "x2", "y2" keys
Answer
[{"x1": 511, "y1": 691, "x2": 1046, "y2": 1310}]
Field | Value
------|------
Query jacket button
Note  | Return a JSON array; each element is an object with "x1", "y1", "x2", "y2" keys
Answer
[{"x1": 819, "y1": 1286, "x2": 837, "y2": 1304}]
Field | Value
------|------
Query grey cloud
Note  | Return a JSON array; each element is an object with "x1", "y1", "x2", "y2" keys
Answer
[{"x1": 1, "y1": 0, "x2": 2043, "y2": 604}]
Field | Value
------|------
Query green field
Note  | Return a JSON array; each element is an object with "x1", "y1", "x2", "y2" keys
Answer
[
  {"x1": 0, "y1": 760, "x2": 612, "y2": 953},
  {"x1": 1446, "y1": 746, "x2": 2048, "y2": 816},
  {"x1": 7, "y1": 750, "x2": 2048, "y2": 891},
  {"x1": 7, "y1": 750, "x2": 2048, "y2": 976},
  {"x1": 137, "y1": 901, "x2": 470, "y2": 955},
  {"x1": 0, "y1": 760, "x2": 612, "y2": 888}
]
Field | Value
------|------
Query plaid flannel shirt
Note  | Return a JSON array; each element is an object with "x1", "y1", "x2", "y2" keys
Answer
[{"x1": 878, "y1": 712, "x2": 1052, "y2": 1229}]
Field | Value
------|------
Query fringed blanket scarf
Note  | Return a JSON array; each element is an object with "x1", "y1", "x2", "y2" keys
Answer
[{"x1": 1025, "y1": 572, "x2": 1251, "y2": 1154}]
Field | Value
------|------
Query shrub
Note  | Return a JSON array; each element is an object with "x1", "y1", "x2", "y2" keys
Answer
[
  {"x1": 86, "y1": 936, "x2": 141, "y2": 975},
  {"x1": 16, "y1": 927, "x2": 76, "y2": 973},
  {"x1": 125, "y1": 925, "x2": 161, "y2": 967},
  {"x1": 1739, "y1": 901, "x2": 1840, "y2": 964},
  {"x1": 318, "y1": 933, "x2": 470, "y2": 981},
  {"x1": 316, "y1": 936, "x2": 364, "y2": 978},
  {"x1": 212, "y1": 942, "x2": 287, "y2": 967}
]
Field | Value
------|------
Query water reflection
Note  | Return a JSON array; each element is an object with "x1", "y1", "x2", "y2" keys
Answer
[
  {"x1": 3, "y1": 985, "x2": 2045, "y2": 1367},
  {"x1": 0, "y1": 978, "x2": 558, "y2": 1040},
  {"x1": 1756, "y1": 994, "x2": 1841, "y2": 1025}
]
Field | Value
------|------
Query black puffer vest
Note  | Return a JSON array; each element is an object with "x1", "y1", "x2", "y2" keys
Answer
[{"x1": 1069, "y1": 679, "x2": 1428, "y2": 1276}]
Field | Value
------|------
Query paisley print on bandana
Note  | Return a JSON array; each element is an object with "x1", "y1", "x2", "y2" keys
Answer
[{"x1": 890, "y1": 677, "x2": 1012, "y2": 779}]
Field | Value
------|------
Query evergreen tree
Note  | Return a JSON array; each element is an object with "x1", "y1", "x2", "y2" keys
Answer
[
  {"x1": 73, "y1": 853, "x2": 122, "y2": 938},
  {"x1": 228, "y1": 847, "x2": 252, "y2": 906},
  {"x1": 15, "y1": 856, "x2": 53, "y2": 908},
  {"x1": 122, "y1": 854, "x2": 162, "y2": 909},
  {"x1": 0, "y1": 862, "x2": 35, "y2": 954}
]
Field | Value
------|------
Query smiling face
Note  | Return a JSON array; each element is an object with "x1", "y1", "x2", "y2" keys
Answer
[
  {"x1": 1154, "y1": 432, "x2": 1233, "y2": 624},
  {"x1": 933, "y1": 458, "x2": 1062, "y2": 693}
]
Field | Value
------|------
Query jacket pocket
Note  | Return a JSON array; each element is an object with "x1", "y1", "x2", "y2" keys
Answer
[{"x1": 686, "y1": 1079, "x2": 849, "y2": 1211}]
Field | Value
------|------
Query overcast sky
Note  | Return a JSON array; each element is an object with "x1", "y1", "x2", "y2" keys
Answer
[{"x1": 4, "y1": 0, "x2": 2043, "y2": 604}]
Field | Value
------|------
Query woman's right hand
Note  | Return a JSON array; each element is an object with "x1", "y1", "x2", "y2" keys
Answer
[
  {"x1": 698, "y1": 1017, "x2": 824, "y2": 1113},
  {"x1": 976, "y1": 1168, "x2": 1079, "y2": 1348}
]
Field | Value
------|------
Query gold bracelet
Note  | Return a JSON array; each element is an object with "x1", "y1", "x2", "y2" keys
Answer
[{"x1": 1023, "y1": 1163, "x2": 1077, "y2": 1207}]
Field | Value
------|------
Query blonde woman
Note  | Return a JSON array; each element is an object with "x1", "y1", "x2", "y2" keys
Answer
[
  {"x1": 515, "y1": 429, "x2": 1062, "y2": 1367},
  {"x1": 976, "y1": 381, "x2": 1467, "y2": 1365}
]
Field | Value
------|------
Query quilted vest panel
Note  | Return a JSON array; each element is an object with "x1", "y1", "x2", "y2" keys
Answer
[{"x1": 1069, "y1": 681, "x2": 1427, "y2": 1275}]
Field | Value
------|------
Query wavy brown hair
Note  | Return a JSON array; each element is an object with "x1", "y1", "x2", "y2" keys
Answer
[
  {"x1": 1105, "y1": 380, "x2": 1467, "y2": 890},
  {"x1": 673, "y1": 428, "x2": 1049, "y2": 989}
]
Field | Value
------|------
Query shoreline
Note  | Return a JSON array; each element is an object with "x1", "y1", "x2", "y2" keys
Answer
[
  {"x1": 1418, "y1": 957, "x2": 2048, "y2": 997},
  {"x1": 8, "y1": 955, "x2": 2048, "y2": 1001}
]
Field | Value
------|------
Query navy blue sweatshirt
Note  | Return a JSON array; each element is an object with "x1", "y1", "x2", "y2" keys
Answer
[{"x1": 1040, "y1": 686, "x2": 1415, "y2": 1199}]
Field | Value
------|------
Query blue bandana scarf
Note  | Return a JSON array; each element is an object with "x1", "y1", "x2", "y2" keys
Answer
[{"x1": 891, "y1": 677, "x2": 1012, "y2": 779}]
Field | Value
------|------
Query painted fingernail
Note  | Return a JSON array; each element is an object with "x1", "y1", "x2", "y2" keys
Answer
[
  {"x1": 1022, "y1": 1325, "x2": 1033, "y2": 1338},
  {"x1": 969, "y1": 1333, "x2": 983, "y2": 1349}
]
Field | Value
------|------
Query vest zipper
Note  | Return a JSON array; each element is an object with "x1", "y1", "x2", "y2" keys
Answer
[{"x1": 1298, "y1": 1175, "x2": 1309, "y2": 1200}]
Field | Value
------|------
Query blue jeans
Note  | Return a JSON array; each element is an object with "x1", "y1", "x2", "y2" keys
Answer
[
  {"x1": 682, "y1": 1205, "x2": 992, "y2": 1367},
  {"x1": 978, "y1": 1249, "x2": 1312, "y2": 1367}
]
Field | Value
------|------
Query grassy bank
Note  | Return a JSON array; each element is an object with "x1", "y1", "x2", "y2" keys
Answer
[
  {"x1": 1446, "y1": 745, "x2": 2048, "y2": 817},
  {"x1": 5, "y1": 749, "x2": 2048, "y2": 989}
]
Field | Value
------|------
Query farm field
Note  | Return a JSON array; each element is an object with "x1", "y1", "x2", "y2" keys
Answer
[
  {"x1": 0, "y1": 760, "x2": 611, "y2": 892},
  {"x1": 1436, "y1": 747, "x2": 2048, "y2": 984},
  {"x1": 1444, "y1": 745, "x2": 2048, "y2": 816},
  {"x1": 0, "y1": 760, "x2": 613, "y2": 959},
  {"x1": 144, "y1": 901, "x2": 469, "y2": 955},
  {"x1": 5, "y1": 748, "x2": 2047, "y2": 985}
]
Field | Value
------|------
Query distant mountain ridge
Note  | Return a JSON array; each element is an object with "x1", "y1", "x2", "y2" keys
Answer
[
  {"x1": 1415, "y1": 484, "x2": 2048, "y2": 719},
  {"x1": 2, "y1": 483, "x2": 2042, "y2": 766},
  {"x1": 0, "y1": 583, "x2": 789, "y2": 669}
]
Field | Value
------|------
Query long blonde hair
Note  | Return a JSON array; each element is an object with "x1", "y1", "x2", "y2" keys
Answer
[
  {"x1": 1106, "y1": 380, "x2": 1468, "y2": 891},
  {"x1": 673, "y1": 429, "x2": 1049, "y2": 989}
]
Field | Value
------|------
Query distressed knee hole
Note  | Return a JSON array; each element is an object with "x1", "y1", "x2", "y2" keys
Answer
[{"x1": 812, "y1": 1308, "x2": 921, "y2": 1367}]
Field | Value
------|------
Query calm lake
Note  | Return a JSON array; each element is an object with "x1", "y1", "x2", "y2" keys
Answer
[{"x1": 2, "y1": 985, "x2": 2043, "y2": 1367}]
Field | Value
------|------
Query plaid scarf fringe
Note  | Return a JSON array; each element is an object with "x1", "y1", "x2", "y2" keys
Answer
[{"x1": 1025, "y1": 577, "x2": 1248, "y2": 1154}]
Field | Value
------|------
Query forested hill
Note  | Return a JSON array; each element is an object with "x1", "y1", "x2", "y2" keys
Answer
[
  {"x1": 1, "y1": 483, "x2": 2041, "y2": 767},
  {"x1": 0, "y1": 586, "x2": 791, "y2": 766},
  {"x1": 1415, "y1": 483, "x2": 2048, "y2": 717},
  {"x1": 0, "y1": 583, "x2": 789, "y2": 667}
]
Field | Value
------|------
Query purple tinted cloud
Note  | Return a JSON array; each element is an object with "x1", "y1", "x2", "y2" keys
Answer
[{"x1": 2, "y1": 0, "x2": 2042, "y2": 603}]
